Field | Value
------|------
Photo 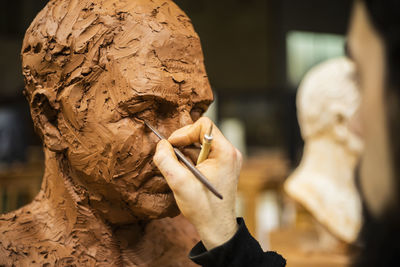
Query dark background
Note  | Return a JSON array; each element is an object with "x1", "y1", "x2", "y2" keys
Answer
[{"x1": 0, "y1": 0, "x2": 352, "y2": 167}]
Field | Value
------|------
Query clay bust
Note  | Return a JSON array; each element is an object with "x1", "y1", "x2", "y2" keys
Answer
[
  {"x1": 0, "y1": 0, "x2": 213, "y2": 265},
  {"x1": 284, "y1": 57, "x2": 363, "y2": 243}
]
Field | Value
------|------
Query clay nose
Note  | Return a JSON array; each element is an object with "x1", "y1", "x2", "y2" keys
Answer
[{"x1": 178, "y1": 110, "x2": 193, "y2": 127}]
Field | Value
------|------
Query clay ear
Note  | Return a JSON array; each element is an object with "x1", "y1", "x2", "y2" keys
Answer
[{"x1": 31, "y1": 89, "x2": 67, "y2": 152}]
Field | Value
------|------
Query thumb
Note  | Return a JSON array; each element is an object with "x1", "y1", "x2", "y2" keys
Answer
[{"x1": 154, "y1": 139, "x2": 192, "y2": 194}]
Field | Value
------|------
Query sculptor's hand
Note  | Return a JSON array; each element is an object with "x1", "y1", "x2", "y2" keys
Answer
[{"x1": 154, "y1": 117, "x2": 242, "y2": 250}]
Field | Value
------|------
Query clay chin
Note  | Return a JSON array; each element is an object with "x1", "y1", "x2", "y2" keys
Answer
[{"x1": 0, "y1": 0, "x2": 212, "y2": 266}]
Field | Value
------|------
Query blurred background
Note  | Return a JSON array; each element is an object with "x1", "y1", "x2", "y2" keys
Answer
[{"x1": 0, "y1": 1, "x2": 352, "y2": 266}]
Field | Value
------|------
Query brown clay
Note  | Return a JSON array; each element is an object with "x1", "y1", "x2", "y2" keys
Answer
[{"x1": 0, "y1": 0, "x2": 213, "y2": 265}]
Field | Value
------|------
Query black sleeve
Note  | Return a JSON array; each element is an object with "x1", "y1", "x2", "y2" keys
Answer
[{"x1": 189, "y1": 218, "x2": 286, "y2": 267}]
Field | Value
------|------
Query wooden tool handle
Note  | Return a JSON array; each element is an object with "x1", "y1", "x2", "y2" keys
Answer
[{"x1": 197, "y1": 139, "x2": 212, "y2": 165}]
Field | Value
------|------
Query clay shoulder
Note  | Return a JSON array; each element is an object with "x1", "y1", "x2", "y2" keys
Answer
[
  {"x1": 0, "y1": 206, "x2": 37, "y2": 265},
  {"x1": 0, "y1": 202, "x2": 39, "y2": 230},
  {"x1": 0, "y1": 207, "x2": 28, "y2": 230},
  {"x1": 0, "y1": 207, "x2": 75, "y2": 266},
  {"x1": 0, "y1": 202, "x2": 50, "y2": 248}
]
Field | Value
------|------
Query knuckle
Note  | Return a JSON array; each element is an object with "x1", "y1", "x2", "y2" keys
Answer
[
  {"x1": 159, "y1": 139, "x2": 169, "y2": 147},
  {"x1": 220, "y1": 146, "x2": 238, "y2": 162},
  {"x1": 198, "y1": 116, "x2": 211, "y2": 124},
  {"x1": 197, "y1": 116, "x2": 212, "y2": 128}
]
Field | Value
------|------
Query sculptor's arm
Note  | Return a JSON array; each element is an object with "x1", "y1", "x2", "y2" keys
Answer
[{"x1": 154, "y1": 117, "x2": 286, "y2": 266}]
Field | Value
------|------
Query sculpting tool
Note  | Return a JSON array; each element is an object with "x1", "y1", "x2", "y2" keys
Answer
[
  {"x1": 143, "y1": 120, "x2": 223, "y2": 200},
  {"x1": 197, "y1": 124, "x2": 213, "y2": 165}
]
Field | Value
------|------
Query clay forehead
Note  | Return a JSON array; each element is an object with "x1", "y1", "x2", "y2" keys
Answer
[
  {"x1": 105, "y1": 10, "x2": 212, "y2": 106},
  {"x1": 112, "y1": 56, "x2": 210, "y2": 101},
  {"x1": 24, "y1": 0, "x2": 211, "y2": 108},
  {"x1": 108, "y1": 66, "x2": 213, "y2": 107},
  {"x1": 99, "y1": 0, "x2": 196, "y2": 35},
  {"x1": 99, "y1": 0, "x2": 201, "y2": 68},
  {"x1": 22, "y1": 0, "x2": 204, "y2": 91}
]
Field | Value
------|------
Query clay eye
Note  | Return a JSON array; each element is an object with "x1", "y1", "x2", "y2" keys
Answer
[
  {"x1": 156, "y1": 101, "x2": 177, "y2": 118},
  {"x1": 126, "y1": 102, "x2": 153, "y2": 115}
]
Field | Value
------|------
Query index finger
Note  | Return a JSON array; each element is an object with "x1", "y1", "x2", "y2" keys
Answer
[{"x1": 168, "y1": 117, "x2": 232, "y2": 152}]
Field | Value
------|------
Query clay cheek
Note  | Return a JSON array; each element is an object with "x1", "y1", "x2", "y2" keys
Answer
[
  {"x1": 104, "y1": 118, "x2": 158, "y2": 184},
  {"x1": 61, "y1": 115, "x2": 136, "y2": 180}
]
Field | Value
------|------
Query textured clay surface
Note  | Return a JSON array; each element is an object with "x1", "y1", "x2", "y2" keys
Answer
[{"x1": 0, "y1": 0, "x2": 213, "y2": 265}]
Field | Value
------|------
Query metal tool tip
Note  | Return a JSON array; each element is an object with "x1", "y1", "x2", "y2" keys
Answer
[{"x1": 207, "y1": 123, "x2": 213, "y2": 136}]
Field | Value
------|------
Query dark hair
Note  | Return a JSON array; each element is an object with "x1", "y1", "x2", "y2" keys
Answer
[{"x1": 353, "y1": 0, "x2": 400, "y2": 266}]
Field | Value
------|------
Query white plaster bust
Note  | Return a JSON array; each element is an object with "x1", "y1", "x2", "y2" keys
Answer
[{"x1": 284, "y1": 57, "x2": 363, "y2": 243}]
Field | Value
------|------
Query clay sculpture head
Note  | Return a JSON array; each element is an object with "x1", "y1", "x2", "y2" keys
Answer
[
  {"x1": 22, "y1": 0, "x2": 213, "y2": 223},
  {"x1": 285, "y1": 57, "x2": 363, "y2": 243},
  {"x1": 0, "y1": 1, "x2": 210, "y2": 265}
]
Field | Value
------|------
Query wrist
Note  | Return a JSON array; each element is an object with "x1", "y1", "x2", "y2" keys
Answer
[{"x1": 197, "y1": 217, "x2": 238, "y2": 250}]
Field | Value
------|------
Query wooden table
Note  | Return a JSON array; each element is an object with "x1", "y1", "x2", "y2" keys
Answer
[
  {"x1": 269, "y1": 208, "x2": 355, "y2": 267},
  {"x1": 238, "y1": 150, "x2": 289, "y2": 236}
]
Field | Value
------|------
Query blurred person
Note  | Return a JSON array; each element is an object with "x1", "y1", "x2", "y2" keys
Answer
[
  {"x1": 348, "y1": 0, "x2": 400, "y2": 266},
  {"x1": 154, "y1": 0, "x2": 400, "y2": 266}
]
